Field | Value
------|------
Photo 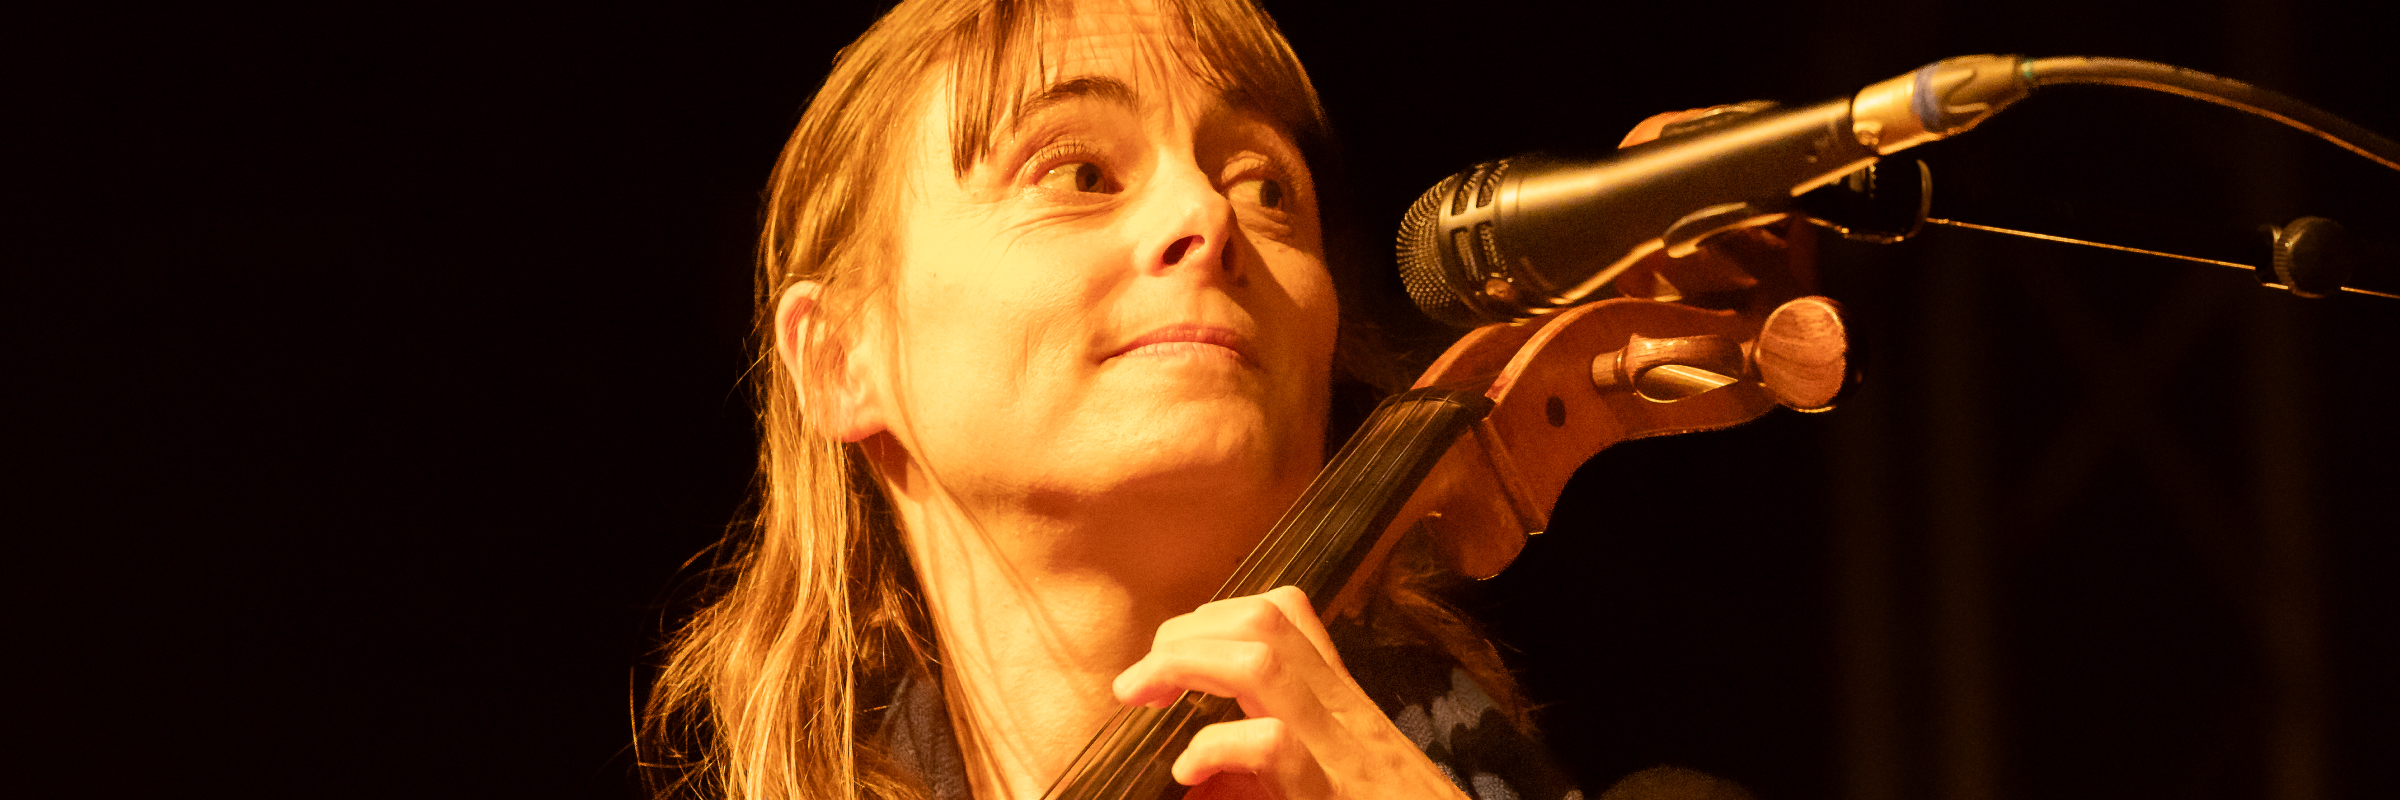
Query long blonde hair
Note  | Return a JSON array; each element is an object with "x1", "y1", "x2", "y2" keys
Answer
[{"x1": 636, "y1": 3, "x2": 1374, "y2": 799}]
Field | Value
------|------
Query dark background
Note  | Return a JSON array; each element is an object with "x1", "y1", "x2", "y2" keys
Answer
[{"x1": 15, "y1": 1, "x2": 2397, "y2": 798}]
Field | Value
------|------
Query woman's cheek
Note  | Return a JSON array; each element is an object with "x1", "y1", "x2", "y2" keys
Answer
[{"x1": 1295, "y1": 261, "x2": 1341, "y2": 365}]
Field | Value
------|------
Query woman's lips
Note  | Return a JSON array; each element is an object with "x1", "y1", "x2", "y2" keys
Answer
[{"x1": 1109, "y1": 324, "x2": 1253, "y2": 365}]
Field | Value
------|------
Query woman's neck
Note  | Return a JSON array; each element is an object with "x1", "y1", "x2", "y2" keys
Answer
[{"x1": 870, "y1": 438, "x2": 1296, "y2": 800}]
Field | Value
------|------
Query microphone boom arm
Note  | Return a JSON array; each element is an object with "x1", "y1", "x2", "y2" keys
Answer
[{"x1": 1399, "y1": 55, "x2": 2400, "y2": 326}]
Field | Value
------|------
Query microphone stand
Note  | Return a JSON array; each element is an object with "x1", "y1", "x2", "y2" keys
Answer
[{"x1": 1795, "y1": 156, "x2": 2400, "y2": 300}]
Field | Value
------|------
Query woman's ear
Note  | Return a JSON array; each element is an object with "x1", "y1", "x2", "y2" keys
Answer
[{"x1": 774, "y1": 280, "x2": 889, "y2": 442}]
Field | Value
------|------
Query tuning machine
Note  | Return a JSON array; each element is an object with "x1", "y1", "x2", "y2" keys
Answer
[{"x1": 1590, "y1": 296, "x2": 1859, "y2": 411}]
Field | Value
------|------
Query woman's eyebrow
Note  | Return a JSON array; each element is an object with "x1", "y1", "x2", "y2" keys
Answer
[{"x1": 1011, "y1": 75, "x2": 1140, "y2": 127}]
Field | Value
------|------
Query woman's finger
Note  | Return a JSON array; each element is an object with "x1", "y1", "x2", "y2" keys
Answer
[
  {"x1": 1114, "y1": 637, "x2": 1331, "y2": 730},
  {"x1": 1173, "y1": 716, "x2": 1332, "y2": 799},
  {"x1": 1248, "y1": 586, "x2": 1349, "y2": 681},
  {"x1": 1149, "y1": 587, "x2": 1349, "y2": 687},
  {"x1": 1142, "y1": 592, "x2": 1340, "y2": 694},
  {"x1": 1125, "y1": 588, "x2": 1476, "y2": 800}
]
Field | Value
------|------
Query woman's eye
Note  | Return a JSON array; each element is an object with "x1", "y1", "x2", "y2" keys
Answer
[
  {"x1": 1232, "y1": 177, "x2": 1285, "y2": 210},
  {"x1": 1036, "y1": 161, "x2": 1109, "y2": 194}
]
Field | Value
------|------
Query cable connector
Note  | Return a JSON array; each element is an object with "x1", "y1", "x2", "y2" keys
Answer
[{"x1": 1849, "y1": 55, "x2": 2033, "y2": 155}]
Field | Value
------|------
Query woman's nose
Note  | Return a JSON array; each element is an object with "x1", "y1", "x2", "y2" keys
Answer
[{"x1": 1140, "y1": 165, "x2": 1238, "y2": 283}]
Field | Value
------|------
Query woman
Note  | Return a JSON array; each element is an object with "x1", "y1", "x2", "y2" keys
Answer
[{"x1": 642, "y1": 1, "x2": 1580, "y2": 798}]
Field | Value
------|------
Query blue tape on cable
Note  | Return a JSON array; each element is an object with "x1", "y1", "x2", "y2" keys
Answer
[{"x1": 1911, "y1": 64, "x2": 1941, "y2": 131}]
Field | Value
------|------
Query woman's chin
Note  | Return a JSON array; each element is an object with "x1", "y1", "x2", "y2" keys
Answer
[
  {"x1": 1034, "y1": 421, "x2": 1296, "y2": 504},
  {"x1": 1096, "y1": 356, "x2": 1264, "y2": 404},
  {"x1": 1136, "y1": 437, "x2": 1319, "y2": 507}
]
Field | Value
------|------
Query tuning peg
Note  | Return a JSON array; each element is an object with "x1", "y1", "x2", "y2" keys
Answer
[
  {"x1": 1751, "y1": 296, "x2": 1856, "y2": 411},
  {"x1": 1590, "y1": 332, "x2": 1746, "y2": 403},
  {"x1": 1588, "y1": 296, "x2": 1857, "y2": 410}
]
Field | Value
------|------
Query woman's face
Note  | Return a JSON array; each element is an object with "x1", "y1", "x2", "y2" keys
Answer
[{"x1": 852, "y1": 4, "x2": 1338, "y2": 514}]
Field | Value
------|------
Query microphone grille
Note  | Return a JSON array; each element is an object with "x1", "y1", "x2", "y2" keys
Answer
[{"x1": 1397, "y1": 173, "x2": 1479, "y2": 327}]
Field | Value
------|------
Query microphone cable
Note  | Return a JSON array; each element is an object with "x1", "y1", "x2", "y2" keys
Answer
[{"x1": 2019, "y1": 56, "x2": 2400, "y2": 173}]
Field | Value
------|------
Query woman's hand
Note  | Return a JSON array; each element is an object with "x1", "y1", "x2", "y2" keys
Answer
[{"x1": 1111, "y1": 585, "x2": 1468, "y2": 800}]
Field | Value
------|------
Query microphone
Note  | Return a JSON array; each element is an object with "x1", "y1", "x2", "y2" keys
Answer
[{"x1": 1398, "y1": 55, "x2": 2032, "y2": 326}]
